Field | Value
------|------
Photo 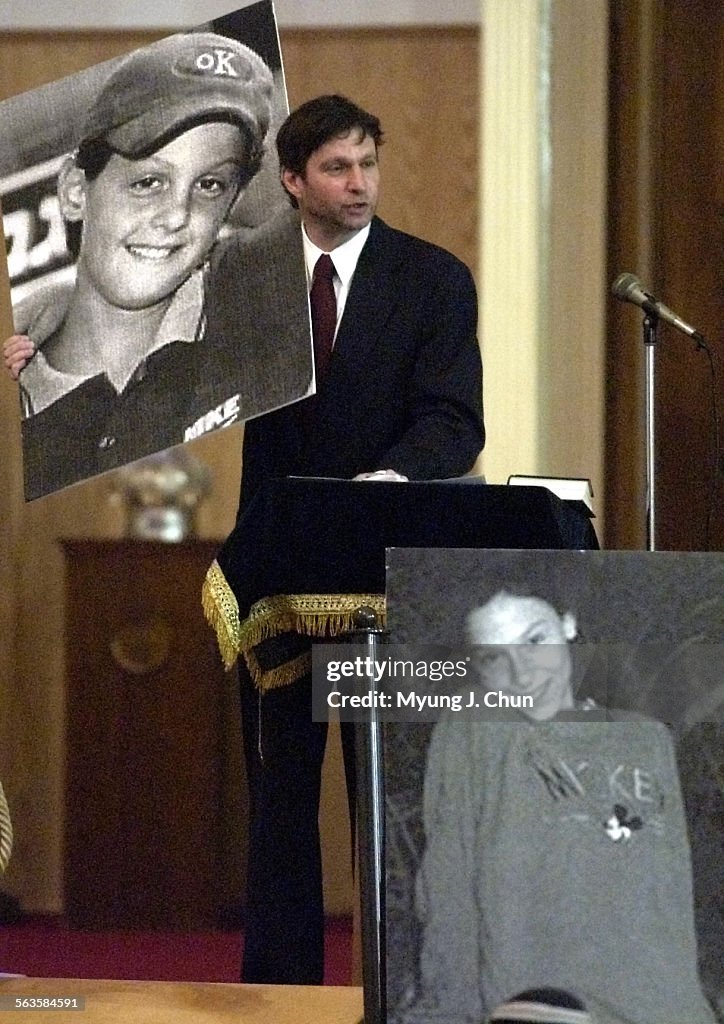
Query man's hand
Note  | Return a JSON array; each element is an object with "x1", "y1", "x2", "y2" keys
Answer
[
  {"x1": 353, "y1": 469, "x2": 408, "y2": 482},
  {"x1": 3, "y1": 335, "x2": 35, "y2": 380}
]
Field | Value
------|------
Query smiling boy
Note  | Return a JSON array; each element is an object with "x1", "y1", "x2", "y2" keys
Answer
[
  {"x1": 4, "y1": 31, "x2": 277, "y2": 498},
  {"x1": 35, "y1": 121, "x2": 249, "y2": 400}
]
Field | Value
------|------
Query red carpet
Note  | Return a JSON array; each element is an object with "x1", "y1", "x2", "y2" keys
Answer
[{"x1": 0, "y1": 916, "x2": 353, "y2": 985}]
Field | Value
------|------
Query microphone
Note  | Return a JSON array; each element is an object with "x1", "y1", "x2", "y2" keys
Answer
[{"x1": 611, "y1": 272, "x2": 707, "y2": 347}]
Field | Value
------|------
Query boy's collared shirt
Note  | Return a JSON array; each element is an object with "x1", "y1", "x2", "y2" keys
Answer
[{"x1": 17, "y1": 271, "x2": 205, "y2": 417}]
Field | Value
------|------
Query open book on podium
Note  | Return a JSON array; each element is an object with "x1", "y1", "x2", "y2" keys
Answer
[{"x1": 507, "y1": 474, "x2": 594, "y2": 516}]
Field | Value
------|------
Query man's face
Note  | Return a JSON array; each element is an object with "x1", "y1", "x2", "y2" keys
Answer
[
  {"x1": 467, "y1": 594, "x2": 577, "y2": 720},
  {"x1": 70, "y1": 122, "x2": 246, "y2": 311},
  {"x1": 281, "y1": 128, "x2": 379, "y2": 250}
]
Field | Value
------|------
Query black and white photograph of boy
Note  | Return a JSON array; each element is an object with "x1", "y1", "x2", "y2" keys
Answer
[
  {"x1": 0, "y1": 1, "x2": 313, "y2": 500},
  {"x1": 383, "y1": 548, "x2": 724, "y2": 1024}
]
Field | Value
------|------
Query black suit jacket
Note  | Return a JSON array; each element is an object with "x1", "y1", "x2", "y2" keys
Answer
[{"x1": 238, "y1": 214, "x2": 484, "y2": 514}]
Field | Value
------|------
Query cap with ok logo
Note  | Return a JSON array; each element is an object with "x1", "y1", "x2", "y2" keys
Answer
[{"x1": 79, "y1": 31, "x2": 274, "y2": 160}]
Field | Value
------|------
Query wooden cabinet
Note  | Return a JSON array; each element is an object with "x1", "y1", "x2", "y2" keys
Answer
[{"x1": 62, "y1": 540, "x2": 247, "y2": 930}]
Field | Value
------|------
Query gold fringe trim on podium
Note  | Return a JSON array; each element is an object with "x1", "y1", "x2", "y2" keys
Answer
[
  {"x1": 240, "y1": 593, "x2": 386, "y2": 692},
  {"x1": 201, "y1": 560, "x2": 386, "y2": 690},
  {"x1": 201, "y1": 559, "x2": 241, "y2": 671},
  {"x1": 238, "y1": 592, "x2": 387, "y2": 653},
  {"x1": 244, "y1": 647, "x2": 314, "y2": 693},
  {"x1": 0, "y1": 779, "x2": 12, "y2": 874}
]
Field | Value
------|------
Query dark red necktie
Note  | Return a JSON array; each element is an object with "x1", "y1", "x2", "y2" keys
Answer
[{"x1": 310, "y1": 253, "x2": 337, "y2": 385}]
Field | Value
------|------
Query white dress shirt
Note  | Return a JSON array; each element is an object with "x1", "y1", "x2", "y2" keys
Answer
[{"x1": 301, "y1": 222, "x2": 370, "y2": 344}]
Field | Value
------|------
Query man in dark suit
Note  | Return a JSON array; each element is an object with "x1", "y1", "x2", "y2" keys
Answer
[{"x1": 234, "y1": 94, "x2": 485, "y2": 985}]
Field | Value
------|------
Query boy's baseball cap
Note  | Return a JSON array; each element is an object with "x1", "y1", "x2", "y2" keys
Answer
[{"x1": 80, "y1": 31, "x2": 274, "y2": 158}]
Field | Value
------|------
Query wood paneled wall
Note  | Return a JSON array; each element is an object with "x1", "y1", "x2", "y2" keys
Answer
[
  {"x1": 281, "y1": 28, "x2": 479, "y2": 272},
  {"x1": 0, "y1": 26, "x2": 479, "y2": 914},
  {"x1": 606, "y1": 0, "x2": 724, "y2": 551}
]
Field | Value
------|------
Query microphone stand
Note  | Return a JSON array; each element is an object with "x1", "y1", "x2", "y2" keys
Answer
[{"x1": 643, "y1": 312, "x2": 659, "y2": 551}]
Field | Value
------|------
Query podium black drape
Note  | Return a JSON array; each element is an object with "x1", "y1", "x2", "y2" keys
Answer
[{"x1": 204, "y1": 477, "x2": 597, "y2": 657}]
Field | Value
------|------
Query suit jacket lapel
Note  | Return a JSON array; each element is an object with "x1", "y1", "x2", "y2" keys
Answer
[{"x1": 331, "y1": 218, "x2": 401, "y2": 369}]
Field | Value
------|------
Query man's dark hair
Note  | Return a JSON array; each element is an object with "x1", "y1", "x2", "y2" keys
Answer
[{"x1": 276, "y1": 94, "x2": 384, "y2": 207}]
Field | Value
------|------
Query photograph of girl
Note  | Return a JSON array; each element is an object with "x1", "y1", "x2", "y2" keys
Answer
[{"x1": 384, "y1": 548, "x2": 724, "y2": 1024}]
